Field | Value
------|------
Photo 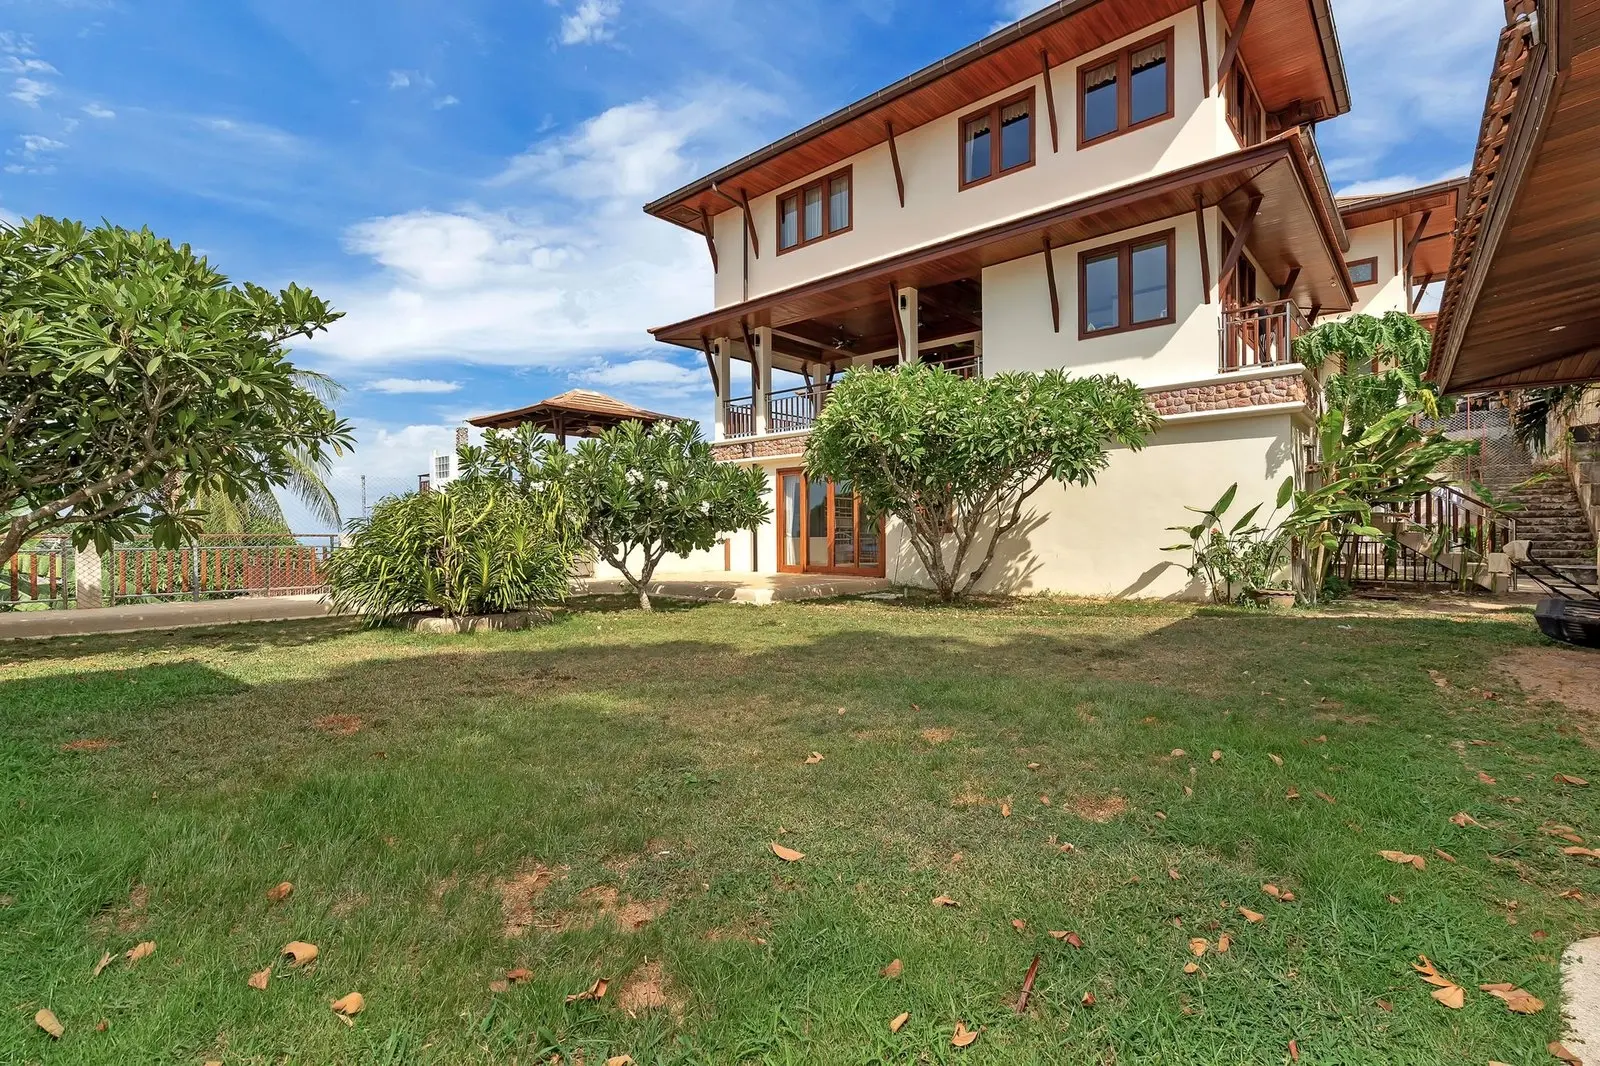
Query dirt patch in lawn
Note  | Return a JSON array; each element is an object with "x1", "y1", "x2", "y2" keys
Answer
[
  {"x1": 1066, "y1": 794, "x2": 1129, "y2": 822},
  {"x1": 497, "y1": 861, "x2": 565, "y2": 939},
  {"x1": 1498, "y1": 647, "x2": 1600, "y2": 719},
  {"x1": 616, "y1": 960, "x2": 686, "y2": 1018},
  {"x1": 920, "y1": 727, "x2": 955, "y2": 744},
  {"x1": 60, "y1": 738, "x2": 117, "y2": 753},
  {"x1": 92, "y1": 884, "x2": 149, "y2": 934},
  {"x1": 312, "y1": 714, "x2": 363, "y2": 737},
  {"x1": 555, "y1": 886, "x2": 667, "y2": 933}
]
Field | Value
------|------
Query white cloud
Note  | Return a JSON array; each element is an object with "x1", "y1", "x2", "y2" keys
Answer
[
  {"x1": 17, "y1": 133, "x2": 65, "y2": 155},
  {"x1": 433, "y1": 94, "x2": 459, "y2": 110},
  {"x1": 311, "y1": 82, "x2": 781, "y2": 371},
  {"x1": 0, "y1": 31, "x2": 36, "y2": 55},
  {"x1": 388, "y1": 70, "x2": 412, "y2": 90},
  {"x1": 1337, "y1": 164, "x2": 1470, "y2": 199},
  {"x1": 2, "y1": 56, "x2": 57, "y2": 75},
  {"x1": 83, "y1": 102, "x2": 115, "y2": 119},
  {"x1": 197, "y1": 116, "x2": 303, "y2": 155},
  {"x1": 9, "y1": 76, "x2": 54, "y2": 107},
  {"x1": 366, "y1": 377, "x2": 463, "y2": 394},
  {"x1": 991, "y1": 0, "x2": 1049, "y2": 31},
  {"x1": 579, "y1": 357, "x2": 703, "y2": 393},
  {"x1": 558, "y1": 0, "x2": 621, "y2": 45}
]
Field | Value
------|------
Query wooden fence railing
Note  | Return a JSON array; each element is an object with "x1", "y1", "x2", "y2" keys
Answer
[{"x1": 108, "y1": 537, "x2": 337, "y2": 604}]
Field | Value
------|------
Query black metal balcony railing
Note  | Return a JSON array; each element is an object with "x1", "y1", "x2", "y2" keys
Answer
[
  {"x1": 722, "y1": 354, "x2": 982, "y2": 440},
  {"x1": 1220, "y1": 300, "x2": 1309, "y2": 373}
]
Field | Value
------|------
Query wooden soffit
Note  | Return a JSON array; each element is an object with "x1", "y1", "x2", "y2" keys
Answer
[
  {"x1": 645, "y1": 0, "x2": 1349, "y2": 235},
  {"x1": 1338, "y1": 179, "x2": 1464, "y2": 280},
  {"x1": 1432, "y1": 0, "x2": 1600, "y2": 394},
  {"x1": 651, "y1": 133, "x2": 1355, "y2": 352}
]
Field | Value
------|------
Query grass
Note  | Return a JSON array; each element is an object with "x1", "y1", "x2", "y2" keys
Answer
[{"x1": 0, "y1": 595, "x2": 1596, "y2": 1065}]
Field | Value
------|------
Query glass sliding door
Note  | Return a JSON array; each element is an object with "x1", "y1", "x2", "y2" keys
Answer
[{"x1": 776, "y1": 469, "x2": 885, "y2": 576}]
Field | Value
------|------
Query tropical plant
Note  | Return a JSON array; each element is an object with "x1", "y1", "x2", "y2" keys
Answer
[
  {"x1": 804, "y1": 363, "x2": 1159, "y2": 602},
  {"x1": 1511, "y1": 385, "x2": 1593, "y2": 456},
  {"x1": 0, "y1": 216, "x2": 353, "y2": 563},
  {"x1": 1166, "y1": 480, "x2": 1295, "y2": 604},
  {"x1": 1294, "y1": 311, "x2": 1439, "y2": 429},
  {"x1": 538, "y1": 419, "x2": 769, "y2": 610},
  {"x1": 324, "y1": 477, "x2": 575, "y2": 625}
]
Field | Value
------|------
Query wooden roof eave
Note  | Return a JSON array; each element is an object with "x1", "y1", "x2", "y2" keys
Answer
[{"x1": 651, "y1": 134, "x2": 1355, "y2": 352}]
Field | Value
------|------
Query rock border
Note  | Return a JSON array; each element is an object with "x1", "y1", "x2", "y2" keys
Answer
[{"x1": 402, "y1": 610, "x2": 551, "y2": 635}]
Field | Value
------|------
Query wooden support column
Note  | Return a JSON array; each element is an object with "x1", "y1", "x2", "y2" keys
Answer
[
  {"x1": 699, "y1": 207, "x2": 719, "y2": 272},
  {"x1": 886, "y1": 121, "x2": 906, "y2": 207},
  {"x1": 897, "y1": 286, "x2": 920, "y2": 364},
  {"x1": 1218, "y1": 194, "x2": 1263, "y2": 294},
  {"x1": 1277, "y1": 266, "x2": 1301, "y2": 301},
  {"x1": 1403, "y1": 210, "x2": 1432, "y2": 278},
  {"x1": 1215, "y1": 0, "x2": 1256, "y2": 93},
  {"x1": 1042, "y1": 237, "x2": 1061, "y2": 333},
  {"x1": 1194, "y1": 196, "x2": 1212, "y2": 305},
  {"x1": 1040, "y1": 50, "x2": 1060, "y2": 153},
  {"x1": 1195, "y1": 0, "x2": 1212, "y2": 98}
]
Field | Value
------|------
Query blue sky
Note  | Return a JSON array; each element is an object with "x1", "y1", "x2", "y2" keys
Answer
[{"x1": 1, "y1": 0, "x2": 1502, "y2": 516}]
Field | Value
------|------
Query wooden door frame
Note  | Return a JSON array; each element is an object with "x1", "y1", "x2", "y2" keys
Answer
[{"x1": 775, "y1": 468, "x2": 887, "y2": 577}]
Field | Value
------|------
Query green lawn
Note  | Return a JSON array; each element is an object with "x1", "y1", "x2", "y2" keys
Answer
[{"x1": 1, "y1": 596, "x2": 1596, "y2": 1065}]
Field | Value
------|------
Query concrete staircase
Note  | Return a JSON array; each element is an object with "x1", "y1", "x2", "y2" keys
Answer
[{"x1": 1482, "y1": 455, "x2": 1599, "y2": 591}]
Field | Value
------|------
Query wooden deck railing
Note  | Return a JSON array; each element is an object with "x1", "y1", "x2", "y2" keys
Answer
[
  {"x1": 108, "y1": 536, "x2": 338, "y2": 604},
  {"x1": 721, "y1": 354, "x2": 984, "y2": 440},
  {"x1": 1221, "y1": 300, "x2": 1309, "y2": 372}
]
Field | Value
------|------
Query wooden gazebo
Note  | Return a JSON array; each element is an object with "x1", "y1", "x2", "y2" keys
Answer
[{"x1": 468, "y1": 389, "x2": 678, "y2": 444}]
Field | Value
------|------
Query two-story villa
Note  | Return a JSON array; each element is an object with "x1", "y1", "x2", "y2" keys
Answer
[{"x1": 636, "y1": 0, "x2": 1450, "y2": 598}]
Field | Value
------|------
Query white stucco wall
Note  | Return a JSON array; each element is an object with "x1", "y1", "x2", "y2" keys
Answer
[
  {"x1": 712, "y1": 1, "x2": 1238, "y2": 307},
  {"x1": 1341, "y1": 220, "x2": 1409, "y2": 317}
]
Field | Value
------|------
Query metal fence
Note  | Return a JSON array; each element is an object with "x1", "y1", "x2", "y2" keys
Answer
[
  {"x1": 2, "y1": 538, "x2": 73, "y2": 611},
  {"x1": 105, "y1": 535, "x2": 339, "y2": 605}
]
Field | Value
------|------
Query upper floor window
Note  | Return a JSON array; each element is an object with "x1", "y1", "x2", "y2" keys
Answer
[
  {"x1": 778, "y1": 167, "x2": 852, "y2": 253},
  {"x1": 1079, "y1": 30, "x2": 1174, "y2": 148},
  {"x1": 1226, "y1": 56, "x2": 1266, "y2": 146},
  {"x1": 1348, "y1": 258, "x2": 1379, "y2": 287},
  {"x1": 1080, "y1": 229, "x2": 1176, "y2": 338},
  {"x1": 960, "y1": 89, "x2": 1034, "y2": 189}
]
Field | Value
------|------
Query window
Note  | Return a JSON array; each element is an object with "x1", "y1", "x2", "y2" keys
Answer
[
  {"x1": 1226, "y1": 53, "x2": 1266, "y2": 146},
  {"x1": 959, "y1": 89, "x2": 1035, "y2": 189},
  {"x1": 777, "y1": 167, "x2": 852, "y2": 253},
  {"x1": 1078, "y1": 30, "x2": 1174, "y2": 147},
  {"x1": 433, "y1": 454, "x2": 451, "y2": 482},
  {"x1": 1348, "y1": 258, "x2": 1379, "y2": 287},
  {"x1": 1079, "y1": 229, "x2": 1177, "y2": 338}
]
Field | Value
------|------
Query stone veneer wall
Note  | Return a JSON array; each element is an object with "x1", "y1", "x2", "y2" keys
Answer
[{"x1": 710, "y1": 372, "x2": 1311, "y2": 461}]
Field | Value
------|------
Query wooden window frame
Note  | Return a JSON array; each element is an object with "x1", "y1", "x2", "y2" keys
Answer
[
  {"x1": 776, "y1": 166, "x2": 853, "y2": 255},
  {"x1": 957, "y1": 87, "x2": 1037, "y2": 191},
  {"x1": 1224, "y1": 49, "x2": 1266, "y2": 147},
  {"x1": 1077, "y1": 28, "x2": 1177, "y2": 150},
  {"x1": 1077, "y1": 228, "x2": 1179, "y2": 340},
  {"x1": 1347, "y1": 257, "x2": 1380, "y2": 288},
  {"x1": 775, "y1": 469, "x2": 887, "y2": 577}
]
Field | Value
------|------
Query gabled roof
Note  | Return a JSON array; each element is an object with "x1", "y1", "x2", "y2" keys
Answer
[
  {"x1": 644, "y1": 0, "x2": 1350, "y2": 235},
  {"x1": 468, "y1": 390, "x2": 678, "y2": 436},
  {"x1": 1336, "y1": 178, "x2": 1464, "y2": 282}
]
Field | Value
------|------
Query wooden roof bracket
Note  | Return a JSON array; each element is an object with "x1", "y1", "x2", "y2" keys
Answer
[
  {"x1": 1194, "y1": 193, "x2": 1212, "y2": 305},
  {"x1": 1040, "y1": 50, "x2": 1060, "y2": 152},
  {"x1": 700, "y1": 336, "x2": 719, "y2": 394},
  {"x1": 1402, "y1": 209, "x2": 1432, "y2": 277},
  {"x1": 1042, "y1": 235, "x2": 1061, "y2": 333},
  {"x1": 1278, "y1": 265, "x2": 1301, "y2": 301},
  {"x1": 699, "y1": 207, "x2": 719, "y2": 272},
  {"x1": 1195, "y1": 0, "x2": 1212, "y2": 98},
  {"x1": 886, "y1": 120, "x2": 906, "y2": 207},
  {"x1": 1215, "y1": 0, "x2": 1257, "y2": 94},
  {"x1": 711, "y1": 184, "x2": 760, "y2": 260},
  {"x1": 1219, "y1": 193, "x2": 1264, "y2": 290}
]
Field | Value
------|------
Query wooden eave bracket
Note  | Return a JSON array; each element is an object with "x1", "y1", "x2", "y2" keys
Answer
[
  {"x1": 1042, "y1": 236, "x2": 1061, "y2": 332},
  {"x1": 1040, "y1": 50, "x2": 1060, "y2": 152},
  {"x1": 1215, "y1": 0, "x2": 1256, "y2": 94},
  {"x1": 699, "y1": 207, "x2": 719, "y2": 272},
  {"x1": 1194, "y1": 193, "x2": 1212, "y2": 305},
  {"x1": 1219, "y1": 193, "x2": 1263, "y2": 289},
  {"x1": 886, "y1": 120, "x2": 906, "y2": 207}
]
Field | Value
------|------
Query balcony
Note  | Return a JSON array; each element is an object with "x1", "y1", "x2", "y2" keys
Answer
[
  {"x1": 1220, "y1": 299, "x2": 1309, "y2": 373},
  {"x1": 721, "y1": 353, "x2": 981, "y2": 441}
]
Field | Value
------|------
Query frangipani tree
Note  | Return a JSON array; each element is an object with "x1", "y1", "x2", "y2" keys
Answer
[{"x1": 804, "y1": 363, "x2": 1158, "y2": 602}]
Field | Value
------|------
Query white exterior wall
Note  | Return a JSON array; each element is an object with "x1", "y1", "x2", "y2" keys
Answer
[
  {"x1": 712, "y1": 2, "x2": 1236, "y2": 307},
  {"x1": 1342, "y1": 220, "x2": 1410, "y2": 317}
]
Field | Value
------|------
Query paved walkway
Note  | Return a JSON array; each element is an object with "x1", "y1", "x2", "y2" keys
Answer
[{"x1": 0, "y1": 595, "x2": 334, "y2": 641}]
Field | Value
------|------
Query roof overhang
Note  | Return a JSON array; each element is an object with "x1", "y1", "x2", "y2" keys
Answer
[
  {"x1": 468, "y1": 390, "x2": 678, "y2": 436},
  {"x1": 651, "y1": 133, "x2": 1355, "y2": 356},
  {"x1": 1337, "y1": 178, "x2": 1465, "y2": 282},
  {"x1": 645, "y1": 0, "x2": 1350, "y2": 235},
  {"x1": 1431, "y1": 0, "x2": 1600, "y2": 394}
]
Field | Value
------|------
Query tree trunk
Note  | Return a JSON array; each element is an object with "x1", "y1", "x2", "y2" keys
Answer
[
  {"x1": 635, "y1": 554, "x2": 660, "y2": 611},
  {"x1": 0, "y1": 524, "x2": 28, "y2": 570}
]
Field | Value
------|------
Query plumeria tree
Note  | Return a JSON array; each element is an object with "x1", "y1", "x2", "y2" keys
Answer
[
  {"x1": 804, "y1": 363, "x2": 1159, "y2": 602},
  {"x1": 470, "y1": 420, "x2": 768, "y2": 610}
]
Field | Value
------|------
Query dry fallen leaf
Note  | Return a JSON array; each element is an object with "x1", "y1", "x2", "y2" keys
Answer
[
  {"x1": 889, "y1": 1011, "x2": 910, "y2": 1033},
  {"x1": 91, "y1": 951, "x2": 114, "y2": 979},
  {"x1": 951, "y1": 1022, "x2": 980, "y2": 1048},
  {"x1": 1011, "y1": 919, "x2": 1026, "y2": 932},
  {"x1": 770, "y1": 842, "x2": 805, "y2": 863},
  {"x1": 35, "y1": 1009, "x2": 63, "y2": 1039},
  {"x1": 1239, "y1": 907, "x2": 1265, "y2": 924},
  {"x1": 932, "y1": 895, "x2": 960, "y2": 908},
  {"x1": 1211, "y1": 750, "x2": 1223, "y2": 763},
  {"x1": 1268, "y1": 753, "x2": 1284, "y2": 767},
  {"x1": 1387, "y1": 894, "x2": 1402, "y2": 905},
  {"x1": 1553, "y1": 774, "x2": 1589, "y2": 787},
  {"x1": 1000, "y1": 801, "x2": 1012, "y2": 818},
  {"x1": 1558, "y1": 889, "x2": 1584, "y2": 900},
  {"x1": 1479, "y1": 982, "x2": 1545, "y2": 1014},
  {"x1": 282, "y1": 942, "x2": 319, "y2": 966},
  {"x1": 125, "y1": 941, "x2": 156, "y2": 966},
  {"x1": 881, "y1": 959, "x2": 903, "y2": 979},
  {"x1": 606, "y1": 1056, "x2": 635, "y2": 1066},
  {"x1": 1048, "y1": 930, "x2": 1084, "y2": 948},
  {"x1": 1217, "y1": 934, "x2": 1232, "y2": 953},
  {"x1": 1449, "y1": 812, "x2": 1480, "y2": 828},
  {"x1": 804, "y1": 752, "x2": 824, "y2": 765},
  {"x1": 1289, "y1": 1038, "x2": 1300, "y2": 1062},
  {"x1": 1188, "y1": 938, "x2": 1209, "y2": 957},
  {"x1": 1477, "y1": 771, "x2": 1497, "y2": 785},
  {"x1": 507, "y1": 967, "x2": 532, "y2": 984},
  {"x1": 1550, "y1": 1041, "x2": 1582, "y2": 1064},
  {"x1": 331, "y1": 992, "x2": 364, "y2": 1017},
  {"x1": 1430, "y1": 984, "x2": 1465, "y2": 1009},
  {"x1": 488, "y1": 979, "x2": 510, "y2": 993},
  {"x1": 1027, "y1": 762, "x2": 1041, "y2": 770},
  {"x1": 565, "y1": 978, "x2": 609, "y2": 1004},
  {"x1": 1379, "y1": 850, "x2": 1426, "y2": 871},
  {"x1": 267, "y1": 881, "x2": 294, "y2": 902},
  {"x1": 1314, "y1": 790, "x2": 1337, "y2": 805},
  {"x1": 1434, "y1": 849, "x2": 1457, "y2": 864},
  {"x1": 1039, "y1": 795, "x2": 1051, "y2": 806},
  {"x1": 1081, "y1": 991, "x2": 1096, "y2": 1006},
  {"x1": 248, "y1": 966, "x2": 271, "y2": 991},
  {"x1": 1183, "y1": 962, "x2": 1201, "y2": 975},
  {"x1": 1286, "y1": 787, "x2": 1301, "y2": 801},
  {"x1": 1562, "y1": 846, "x2": 1600, "y2": 859},
  {"x1": 1171, "y1": 749, "x2": 1186, "y2": 758},
  {"x1": 1167, "y1": 868, "x2": 1181, "y2": 881},
  {"x1": 1263, "y1": 883, "x2": 1282, "y2": 898}
]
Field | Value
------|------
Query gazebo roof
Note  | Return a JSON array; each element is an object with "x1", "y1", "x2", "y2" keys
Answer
[{"x1": 468, "y1": 389, "x2": 678, "y2": 438}]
